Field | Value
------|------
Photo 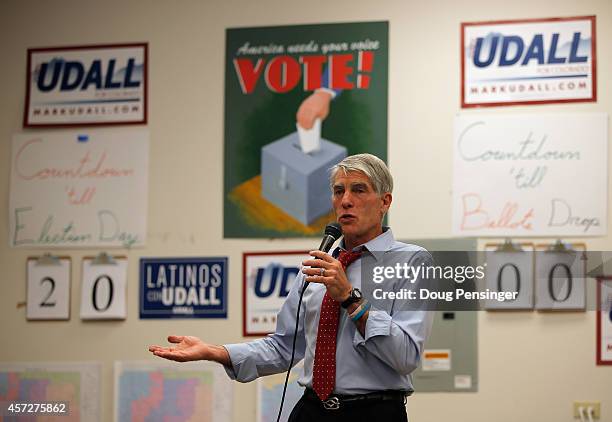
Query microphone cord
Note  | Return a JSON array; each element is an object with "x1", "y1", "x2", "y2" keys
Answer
[
  {"x1": 276, "y1": 280, "x2": 308, "y2": 422},
  {"x1": 274, "y1": 224, "x2": 340, "y2": 421}
]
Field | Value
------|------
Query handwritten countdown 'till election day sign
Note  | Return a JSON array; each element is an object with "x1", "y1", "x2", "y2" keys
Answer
[
  {"x1": 9, "y1": 129, "x2": 149, "y2": 248},
  {"x1": 452, "y1": 113, "x2": 607, "y2": 237}
]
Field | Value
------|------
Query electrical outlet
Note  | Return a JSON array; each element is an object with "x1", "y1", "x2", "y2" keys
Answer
[{"x1": 573, "y1": 402, "x2": 601, "y2": 419}]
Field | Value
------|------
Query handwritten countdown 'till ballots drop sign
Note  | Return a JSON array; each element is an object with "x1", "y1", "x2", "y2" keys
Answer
[
  {"x1": 9, "y1": 129, "x2": 149, "y2": 248},
  {"x1": 452, "y1": 113, "x2": 607, "y2": 237}
]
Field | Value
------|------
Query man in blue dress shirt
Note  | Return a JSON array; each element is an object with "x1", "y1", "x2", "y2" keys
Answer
[{"x1": 150, "y1": 153, "x2": 434, "y2": 421}]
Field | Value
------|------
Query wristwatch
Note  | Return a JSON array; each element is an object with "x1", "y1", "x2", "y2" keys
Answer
[{"x1": 341, "y1": 287, "x2": 363, "y2": 309}]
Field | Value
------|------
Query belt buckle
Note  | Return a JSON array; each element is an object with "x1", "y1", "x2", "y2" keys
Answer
[{"x1": 322, "y1": 396, "x2": 341, "y2": 410}]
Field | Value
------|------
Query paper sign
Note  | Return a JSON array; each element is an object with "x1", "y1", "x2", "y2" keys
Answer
[
  {"x1": 243, "y1": 251, "x2": 307, "y2": 336},
  {"x1": 454, "y1": 375, "x2": 472, "y2": 389},
  {"x1": 25, "y1": 43, "x2": 147, "y2": 126},
  {"x1": 27, "y1": 257, "x2": 71, "y2": 320},
  {"x1": 9, "y1": 129, "x2": 149, "y2": 248},
  {"x1": 80, "y1": 257, "x2": 128, "y2": 319},
  {"x1": 453, "y1": 113, "x2": 607, "y2": 237},
  {"x1": 462, "y1": 16, "x2": 595, "y2": 107},
  {"x1": 598, "y1": 279, "x2": 612, "y2": 365},
  {"x1": 422, "y1": 349, "x2": 451, "y2": 371}
]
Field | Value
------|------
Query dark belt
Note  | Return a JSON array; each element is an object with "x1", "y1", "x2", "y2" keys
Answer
[{"x1": 303, "y1": 388, "x2": 407, "y2": 410}]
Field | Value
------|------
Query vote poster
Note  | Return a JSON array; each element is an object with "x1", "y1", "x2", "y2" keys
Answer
[
  {"x1": 224, "y1": 21, "x2": 388, "y2": 238},
  {"x1": 462, "y1": 16, "x2": 596, "y2": 107},
  {"x1": 24, "y1": 43, "x2": 147, "y2": 126},
  {"x1": 452, "y1": 113, "x2": 607, "y2": 237},
  {"x1": 243, "y1": 251, "x2": 308, "y2": 336}
]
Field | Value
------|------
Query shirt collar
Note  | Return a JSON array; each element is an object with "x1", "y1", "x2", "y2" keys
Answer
[{"x1": 335, "y1": 226, "x2": 394, "y2": 262}]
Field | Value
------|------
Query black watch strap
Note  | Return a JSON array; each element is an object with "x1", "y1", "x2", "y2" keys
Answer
[{"x1": 341, "y1": 288, "x2": 362, "y2": 309}]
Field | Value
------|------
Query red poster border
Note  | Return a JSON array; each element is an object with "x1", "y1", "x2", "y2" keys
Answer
[
  {"x1": 460, "y1": 15, "x2": 596, "y2": 108},
  {"x1": 24, "y1": 43, "x2": 148, "y2": 128},
  {"x1": 596, "y1": 276, "x2": 612, "y2": 365},
  {"x1": 243, "y1": 250, "x2": 309, "y2": 337}
]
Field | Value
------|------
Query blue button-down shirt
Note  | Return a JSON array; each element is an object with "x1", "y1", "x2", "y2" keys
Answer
[{"x1": 224, "y1": 228, "x2": 434, "y2": 394}]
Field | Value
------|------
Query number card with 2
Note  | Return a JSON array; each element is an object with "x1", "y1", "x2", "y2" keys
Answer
[
  {"x1": 27, "y1": 256, "x2": 71, "y2": 320},
  {"x1": 80, "y1": 256, "x2": 127, "y2": 319}
]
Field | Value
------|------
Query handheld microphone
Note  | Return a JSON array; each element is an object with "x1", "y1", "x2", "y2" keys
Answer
[
  {"x1": 305, "y1": 223, "x2": 343, "y2": 288},
  {"x1": 318, "y1": 222, "x2": 343, "y2": 253}
]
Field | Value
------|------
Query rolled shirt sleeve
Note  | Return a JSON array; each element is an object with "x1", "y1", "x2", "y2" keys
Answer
[
  {"x1": 223, "y1": 274, "x2": 307, "y2": 383},
  {"x1": 352, "y1": 251, "x2": 435, "y2": 375}
]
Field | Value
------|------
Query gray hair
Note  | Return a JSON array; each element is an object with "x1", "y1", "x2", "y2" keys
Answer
[{"x1": 329, "y1": 153, "x2": 393, "y2": 195}]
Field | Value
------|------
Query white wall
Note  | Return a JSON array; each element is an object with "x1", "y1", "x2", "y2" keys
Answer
[{"x1": 0, "y1": 0, "x2": 610, "y2": 421}]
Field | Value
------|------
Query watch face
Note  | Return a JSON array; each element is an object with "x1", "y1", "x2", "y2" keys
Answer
[{"x1": 352, "y1": 288, "x2": 363, "y2": 300}]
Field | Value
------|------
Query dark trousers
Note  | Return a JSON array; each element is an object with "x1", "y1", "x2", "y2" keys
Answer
[{"x1": 288, "y1": 395, "x2": 408, "y2": 422}]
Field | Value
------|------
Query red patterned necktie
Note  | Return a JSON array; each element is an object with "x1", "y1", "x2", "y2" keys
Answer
[{"x1": 312, "y1": 249, "x2": 362, "y2": 401}]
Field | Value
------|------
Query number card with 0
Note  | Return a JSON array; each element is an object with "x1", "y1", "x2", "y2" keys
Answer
[
  {"x1": 484, "y1": 242, "x2": 535, "y2": 310},
  {"x1": 535, "y1": 242, "x2": 587, "y2": 311},
  {"x1": 80, "y1": 255, "x2": 128, "y2": 320},
  {"x1": 26, "y1": 256, "x2": 71, "y2": 320}
]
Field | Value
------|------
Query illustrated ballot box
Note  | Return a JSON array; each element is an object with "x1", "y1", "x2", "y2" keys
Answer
[{"x1": 261, "y1": 132, "x2": 347, "y2": 225}]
